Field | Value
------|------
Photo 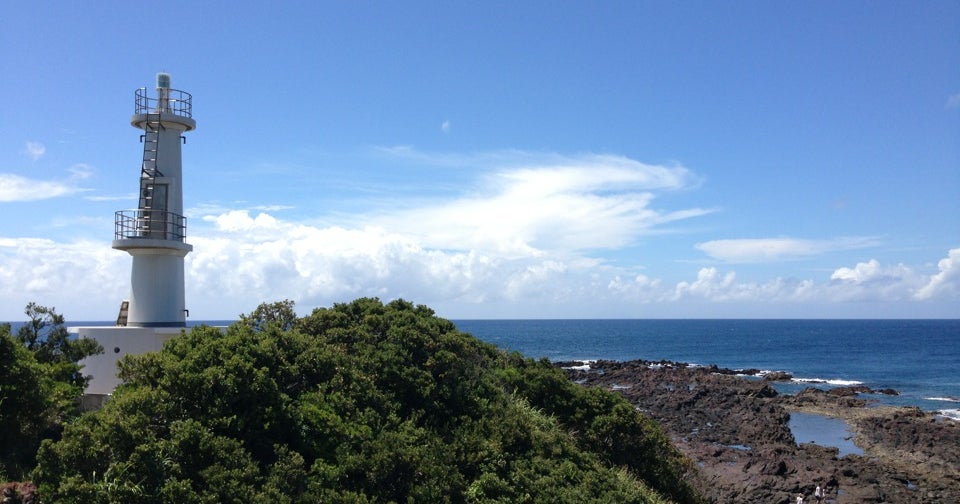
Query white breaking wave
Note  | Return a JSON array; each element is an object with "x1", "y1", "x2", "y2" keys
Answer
[
  {"x1": 938, "y1": 409, "x2": 960, "y2": 422},
  {"x1": 793, "y1": 377, "x2": 864, "y2": 387},
  {"x1": 562, "y1": 360, "x2": 595, "y2": 371},
  {"x1": 925, "y1": 396, "x2": 960, "y2": 403}
]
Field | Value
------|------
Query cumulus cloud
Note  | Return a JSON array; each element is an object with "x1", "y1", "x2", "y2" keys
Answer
[
  {"x1": 914, "y1": 248, "x2": 960, "y2": 300},
  {"x1": 24, "y1": 141, "x2": 46, "y2": 161},
  {"x1": 2, "y1": 140, "x2": 956, "y2": 319},
  {"x1": 696, "y1": 236, "x2": 880, "y2": 263},
  {"x1": 830, "y1": 259, "x2": 883, "y2": 283},
  {"x1": 2, "y1": 218, "x2": 959, "y2": 319},
  {"x1": 179, "y1": 200, "x2": 951, "y2": 318},
  {"x1": 0, "y1": 237, "x2": 128, "y2": 318},
  {"x1": 180, "y1": 164, "x2": 713, "y2": 314},
  {"x1": 670, "y1": 268, "x2": 815, "y2": 303},
  {"x1": 828, "y1": 258, "x2": 921, "y2": 301},
  {"x1": 184, "y1": 212, "x2": 563, "y2": 314}
]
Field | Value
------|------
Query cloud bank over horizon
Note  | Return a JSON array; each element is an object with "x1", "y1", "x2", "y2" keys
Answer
[
  {"x1": 2, "y1": 151, "x2": 957, "y2": 323},
  {"x1": 1, "y1": 217, "x2": 956, "y2": 320}
]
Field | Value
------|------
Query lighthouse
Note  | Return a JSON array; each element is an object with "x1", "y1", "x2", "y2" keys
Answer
[
  {"x1": 76, "y1": 74, "x2": 198, "y2": 406},
  {"x1": 113, "y1": 73, "x2": 195, "y2": 327}
]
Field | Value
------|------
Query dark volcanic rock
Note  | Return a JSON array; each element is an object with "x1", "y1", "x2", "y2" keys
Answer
[
  {"x1": 560, "y1": 359, "x2": 960, "y2": 504},
  {"x1": 762, "y1": 371, "x2": 793, "y2": 381}
]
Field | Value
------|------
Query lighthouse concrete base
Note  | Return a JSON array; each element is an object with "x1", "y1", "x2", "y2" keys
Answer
[{"x1": 74, "y1": 325, "x2": 186, "y2": 397}]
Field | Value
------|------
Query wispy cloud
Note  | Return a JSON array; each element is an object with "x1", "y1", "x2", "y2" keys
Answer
[
  {"x1": 24, "y1": 141, "x2": 46, "y2": 161},
  {"x1": 695, "y1": 236, "x2": 881, "y2": 263},
  {"x1": 0, "y1": 173, "x2": 82, "y2": 202},
  {"x1": 358, "y1": 153, "x2": 711, "y2": 256},
  {"x1": 251, "y1": 204, "x2": 295, "y2": 212},
  {"x1": 441, "y1": 120, "x2": 451, "y2": 133},
  {"x1": 68, "y1": 163, "x2": 94, "y2": 180},
  {"x1": 85, "y1": 193, "x2": 138, "y2": 202}
]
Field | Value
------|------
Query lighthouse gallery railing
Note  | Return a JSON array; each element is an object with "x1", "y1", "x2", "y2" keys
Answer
[
  {"x1": 135, "y1": 87, "x2": 192, "y2": 117},
  {"x1": 115, "y1": 210, "x2": 187, "y2": 242}
]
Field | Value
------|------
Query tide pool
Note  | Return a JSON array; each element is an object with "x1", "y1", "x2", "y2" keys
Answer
[{"x1": 788, "y1": 412, "x2": 863, "y2": 457}]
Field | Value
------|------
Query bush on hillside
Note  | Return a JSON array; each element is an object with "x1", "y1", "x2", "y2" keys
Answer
[{"x1": 34, "y1": 298, "x2": 700, "y2": 503}]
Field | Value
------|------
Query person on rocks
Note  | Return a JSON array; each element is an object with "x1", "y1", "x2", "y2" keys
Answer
[
  {"x1": 814, "y1": 484, "x2": 823, "y2": 503},
  {"x1": 796, "y1": 493, "x2": 804, "y2": 504}
]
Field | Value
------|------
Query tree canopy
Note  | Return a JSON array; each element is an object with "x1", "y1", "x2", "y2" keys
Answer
[
  {"x1": 1, "y1": 304, "x2": 102, "y2": 482},
  {"x1": 34, "y1": 298, "x2": 700, "y2": 503}
]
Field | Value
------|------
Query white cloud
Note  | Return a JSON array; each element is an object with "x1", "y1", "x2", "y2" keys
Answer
[
  {"x1": 85, "y1": 193, "x2": 138, "y2": 202},
  {"x1": 68, "y1": 163, "x2": 94, "y2": 180},
  {"x1": 184, "y1": 214, "x2": 562, "y2": 314},
  {"x1": 673, "y1": 267, "x2": 741, "y2": 301},
  {"x1": 1, "y1": 136, "x2": 956, "y2": 319},
  {"x1": 830, "y1": 259, "x2": 883, "y2": 283},
  {"x1": 914, "y1": 248, "x2": 960, "y2": 300},
  {"x1": 251, "y1": 204, "x2": 294, "y2": 212},
  {"x1": 828, "y1": 258, "x2": 921, "y2": 301},
  {"x1": 0, "y1": 173, "x2": 81, "y2": 202},
  {"x1": 441, "y1": 120, "x2": 451, "y2": 133},
  {"x1": 366, "y1": 154, "x2": 712, "y2": 257},
  {"x1": 696, "y1": 236, "x2": 880, "y2": 263},
  {"x1": 24, "y1": 141, "x2": 46, "y2": 161},
  {"x1": 0, "y1": 238, "x2": 128, "y2": 318},
  {"x1": 2, "y1": 219, "x2": 958, "y2": 320}
]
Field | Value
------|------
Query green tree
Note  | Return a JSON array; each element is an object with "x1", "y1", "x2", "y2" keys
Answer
[
  {"x1": 35, "y1": 298, "x2": 699, "y2": 503},
  {"x1": 1, "y1": 304, "x2": 102, "y2": 481},
  {"x1": 239, "y1": 299, "x2": 298, "y2": 332},
  {"x1": 16, "y1": 302, "x2": 102, "y2": 389}
]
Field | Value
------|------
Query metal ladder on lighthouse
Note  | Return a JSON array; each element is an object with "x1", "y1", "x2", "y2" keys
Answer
[{"x1": 137, "y1": 115, "x2": 164, "y2": 237}]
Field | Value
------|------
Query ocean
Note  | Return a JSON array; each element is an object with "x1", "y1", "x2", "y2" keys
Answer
[{"x1": 452, "y1": 319, "x2": 960, "y2": 419}]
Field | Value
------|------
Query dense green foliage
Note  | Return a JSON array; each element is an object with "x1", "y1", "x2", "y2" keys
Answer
[
  {"x1": 0, "y1": 304, "x2": 102, "y2": 480},
  {"x1": 35, "y1": 298, "x2": 700, "y2": 503}
]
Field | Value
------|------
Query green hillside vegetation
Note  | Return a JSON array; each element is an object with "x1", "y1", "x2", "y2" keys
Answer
[{"x1": 33, "y1": 298, "x2": 701, "y2": 503}]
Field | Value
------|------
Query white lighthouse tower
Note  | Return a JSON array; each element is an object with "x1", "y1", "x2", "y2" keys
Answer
[
  {"x1": 113, "y1": 73, "x2": 195, "y2": 327},
  {"x1": 76, "y1": 74, "x2": 198, "y2": 406}
]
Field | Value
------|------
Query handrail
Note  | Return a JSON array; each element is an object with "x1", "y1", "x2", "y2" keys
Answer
[
  {"x1": 115, "y1": 210, "x2": 187, "y2": 242},
  {"x1": 134, "y1": 87, "x2": 192, "y2": 118}
]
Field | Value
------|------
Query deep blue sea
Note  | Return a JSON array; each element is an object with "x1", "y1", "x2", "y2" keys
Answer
[{"x1": 452, "y1": 319, "x2": 960, "y2": 418}]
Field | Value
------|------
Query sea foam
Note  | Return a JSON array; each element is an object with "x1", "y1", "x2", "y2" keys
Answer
[
  {"x1": 925, "y1": 396, "x2": 960, "y2": 403},
  {"x1": 793, "y1": 377, "x2": 864, "y2": 387},
  {"x1": 938, "y1": 409, "x2": 960, "y2": 422},
  {"x1": 562, "y1": 360, "x2": 595, "y2": 371}
]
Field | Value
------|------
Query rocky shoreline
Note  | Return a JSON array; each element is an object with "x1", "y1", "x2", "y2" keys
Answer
[{"x1": 559, "y1": 359, "x2": 960, "y2": 503}]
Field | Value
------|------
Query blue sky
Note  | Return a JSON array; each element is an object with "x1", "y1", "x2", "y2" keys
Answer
[{"x1": 1, "y1": 1, "x2": 958, "y2": 320}]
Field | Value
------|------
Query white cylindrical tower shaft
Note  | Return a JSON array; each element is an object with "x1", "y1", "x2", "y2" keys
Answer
[{"x1": 113, "y1": 75, "x2": 196, "y2": 327}]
